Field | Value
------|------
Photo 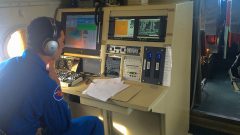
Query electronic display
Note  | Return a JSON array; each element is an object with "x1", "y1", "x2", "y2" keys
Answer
[
  {"x1": 138, "y1": 19, "x2": 160, "y2": 39},
  {"x1": 108, "y1": 17, "x2": 135, "y2": 40},
  {"x1": 108, "y1": 16, "x2": 167, "y2": 42},
  {"x1": 137, "y1": 16, "x2": 167, "y2": 42},
  {"x1": 62, "y1": 12, "x2": 102, "y2": 56},
  {"x1": 65, "y1": 15, "x2": 97, "y2": 50},
  {"x1": 114, "y1": 19, "x2": 134, "y2": 38}
]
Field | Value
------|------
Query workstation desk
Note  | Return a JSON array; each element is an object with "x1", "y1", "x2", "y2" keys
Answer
[
  {"x1": 62, "y1": 80, "x2": 168, "y2": 135},
  {"x1": 59, "y1": 2, "x2": 193, "y2": 134}
]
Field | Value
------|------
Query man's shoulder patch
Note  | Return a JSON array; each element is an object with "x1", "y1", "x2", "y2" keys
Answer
[{"x1": 53, "y1": 85, "x2": 64, "y2": 101}]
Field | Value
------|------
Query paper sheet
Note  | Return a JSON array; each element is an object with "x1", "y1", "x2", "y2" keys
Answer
[
  {"x1": 162, "y1": 46, "x2": 172, "y2": 86},
  {"x1": 83, "y1": 78, "x2": 129, "y2": 102}
]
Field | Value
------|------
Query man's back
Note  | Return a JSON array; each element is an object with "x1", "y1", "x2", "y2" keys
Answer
[
  {"x1": 0, "y1": 16, "x2": 104, "y2": 135},
  {"x1": 0, "y1": 56, "x2": 28, "y2": 126},
  {"x1": 0, "y1": 50, "x2": 71, "y2": 134}
]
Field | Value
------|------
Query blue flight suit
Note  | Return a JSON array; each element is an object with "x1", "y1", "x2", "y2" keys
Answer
[{"x1": 0, "y1": 50, "x2": 104, "y2": 135}]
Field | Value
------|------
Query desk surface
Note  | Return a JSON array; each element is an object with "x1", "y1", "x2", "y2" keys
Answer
[{"x1": 62, "y1": 80, "x2": 168, "y2": 112}]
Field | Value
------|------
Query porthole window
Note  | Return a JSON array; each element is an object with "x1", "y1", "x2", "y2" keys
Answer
[{"x1": 6, "y1": 29, "x2": 26, "y2": 58}]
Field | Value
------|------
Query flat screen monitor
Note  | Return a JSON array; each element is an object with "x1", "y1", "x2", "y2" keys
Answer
[
  {"x1": 62, "y1": 12, "x2": 101, "y2": 56},
  {"x1": 108, "y1": 16, "x2": 167, "y2": 42},
  {"x1": 108, "y1": 17, "x2": 135, "y2": 40},
  {"x1": 114, "y1": 18, "x2": 134, "y2": 38},
  {"x1": 137, "y1": 16, "x2": 167, "y2": 42},
  {"x1": 138, "y1": 19, "x2": 160, "y2": 38}
]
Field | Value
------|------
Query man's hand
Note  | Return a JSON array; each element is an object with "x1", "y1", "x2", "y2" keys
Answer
[{"x1": 46, "y1": 60, "x2": 60, "y2": 85}]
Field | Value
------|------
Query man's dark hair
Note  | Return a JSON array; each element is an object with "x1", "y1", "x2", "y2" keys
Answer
[{"x1": 27, "y1": 17, "x2": 64, "y2": 52}]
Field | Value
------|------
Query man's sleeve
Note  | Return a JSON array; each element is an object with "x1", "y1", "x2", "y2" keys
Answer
[{"x1": 43, "y1": 85, "x2": 71, "y2": 134}]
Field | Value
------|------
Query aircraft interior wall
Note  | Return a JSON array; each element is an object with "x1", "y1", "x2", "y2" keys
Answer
[{"x1": 0, "y1": 0, "x2": 60, "y2": 61}]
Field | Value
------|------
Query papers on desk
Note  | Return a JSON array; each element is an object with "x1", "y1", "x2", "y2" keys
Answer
[{"x1": 82, "y1": 78, "x2": 129, "y2": 102}]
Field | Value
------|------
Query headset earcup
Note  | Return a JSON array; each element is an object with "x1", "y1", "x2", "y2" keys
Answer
[{"x1": 43, "y1": 39, "x2": 59, "y2": 56}]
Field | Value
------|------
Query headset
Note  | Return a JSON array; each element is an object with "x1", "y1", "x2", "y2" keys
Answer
[{"x1": 42, "y1": 18, "x2": 59, "y2": 56}]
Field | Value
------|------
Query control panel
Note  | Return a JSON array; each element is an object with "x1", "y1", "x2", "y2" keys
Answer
[
  {"x1": 123, "y1": 56, "x2": 142, "y2": 81},
  {"x1": 106, "y1": 44, "x2": 166, "y2": 84},
  {"x1": 142, "y1": 47, "x2": 166, "y2": 85},
  {"x1": 55, "y1": 57, "x2": 81, "y2": 72},
  {"x1": 57, "y1": 70, "x2": 83, "y2": 87},
  {"x1": 59, "y1": 8, "x2": 171, "y2": 86},
  {"x1": 56, "y1": 58, "x2": 73, "y2": 70},
  {"x1": 105, "y1": 55, "x2": 121, "y2": 77},
  {"x1": 108, "y1": 45, "x2": 126, "y2": 54},
  {"x1": 56, "y1": 57, "x2": 83, "y2": 87},
  {"x1": 126, "y1": 46, "x2": 141, "y2": 56},
  {"x1": 107, "y1": 45, "x2": 141, "y2": 56}
]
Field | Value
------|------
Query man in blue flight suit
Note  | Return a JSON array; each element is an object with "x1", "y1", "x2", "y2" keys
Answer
[{"x1": 0, "y1": 17, "x2": 104, "y2": 135}]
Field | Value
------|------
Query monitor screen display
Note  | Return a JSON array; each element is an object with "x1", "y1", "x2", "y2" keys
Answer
[
  {"x1": 65, "y1": 15, "x2": 97, "y2": 50},
  {"x1": 137, "y1": 18, "x2": 160, "y2": 39},
  {"x1": 108, "y1": 16, "x2": 166, "y2": 42},
  {"x1": 113, "y1": 18, "x2": 135, "y2": 38},
  {"x1": 62, "y1": 11, "x2": 101, "y2": 56}
]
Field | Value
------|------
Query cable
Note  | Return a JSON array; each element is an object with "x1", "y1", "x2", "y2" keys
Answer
[{"x1": 94, "y1": 0, "x2": 104, "y2": 25}]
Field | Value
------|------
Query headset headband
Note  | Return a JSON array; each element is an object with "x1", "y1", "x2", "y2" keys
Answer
[{"x1": 49, "y1": 18, "x2": 57, "y2": 39}]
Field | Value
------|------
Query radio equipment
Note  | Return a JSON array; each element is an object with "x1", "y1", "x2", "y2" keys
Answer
[
  {"x1": 107, "y1": 45, "x2": 140, "y2": 55},
  {"x1": 123, "y1": 56, "x2": 142, "y2": 81},
  {"x1": 142, "y1": 47, "x2": 166, "y2": 85},
  {"x1": 57, "y1": 70, "x2": 83, "y2": 87}
]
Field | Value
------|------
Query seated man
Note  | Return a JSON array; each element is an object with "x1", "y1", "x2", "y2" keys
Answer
[{"x1": 0, "y1": 17, "x2": 104, "y2": 135}]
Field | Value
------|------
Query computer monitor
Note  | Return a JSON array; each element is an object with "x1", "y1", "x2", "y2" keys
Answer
[
  {"x1": 108, "y1": 16, "x2": 167, "y2": 42},
  {"x1": 62, "y1": 12, "x2": 101, "y2": 56},
  {"x1": 136, "y1": 16, "x2": 167, "y2": 42},
  {"x1": 108, "y1": 17, "x2": 135, "y2": 40}
]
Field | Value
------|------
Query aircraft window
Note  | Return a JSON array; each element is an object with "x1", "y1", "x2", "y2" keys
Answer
[{"x1": 6, "y1": 30, "x2": 26, "y2": 58}]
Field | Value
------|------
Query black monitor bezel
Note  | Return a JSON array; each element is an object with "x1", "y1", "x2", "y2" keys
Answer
[{"x1": 62, "y1": 12, "x2": 102, "y2": 56}]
